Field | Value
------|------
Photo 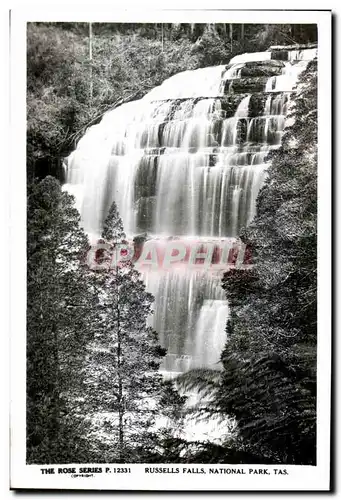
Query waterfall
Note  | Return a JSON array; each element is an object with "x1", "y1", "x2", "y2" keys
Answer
[{"x1": 65, "y1": 46, "x2": 316, "y2": 374}]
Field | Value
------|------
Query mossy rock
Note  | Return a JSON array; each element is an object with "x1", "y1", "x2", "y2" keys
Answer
[
  {"x1": 235, "y1": 118, "x2": 248, "y2": 144},
  {"x1": 134, "y1": 196, "x2": 157, "y2": 233},
  {"x1": 220, "y1": 95, "x2": 248, "y2": 117},
  {"x1": 271, "y1": 50, "x2": 289, "y2": 61},
  {"x1": 209, "y1": 154, "x2": 219, "y2": 167},
  {"x1": 226, "y1": 76, "x2": 269, "y2": 94},
  {"x1": 249, "y1": 93, "x2": 267, "y2": 117},
  {"x1": 134, "y1": 156, "x2": 158, "y2": 199},
  {"x1": 239, "y1": 64, "x2": 284, "y2": 78}
]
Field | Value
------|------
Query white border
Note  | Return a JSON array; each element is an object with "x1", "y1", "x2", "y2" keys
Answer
[{"x1": 9, "y1": 9, "x2": 332, "y2": 491}]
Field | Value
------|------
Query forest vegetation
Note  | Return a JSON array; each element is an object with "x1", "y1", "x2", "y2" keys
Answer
[
  {"x1": 27, "y1": 22, "x2": 317, "y2": 179},
  {"x1": 27, "y1": 22, "x2": 317, "y2": 464}
]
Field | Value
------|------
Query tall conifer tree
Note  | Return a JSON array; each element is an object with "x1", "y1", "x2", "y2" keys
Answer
[
  {"x1": 84, "y1": 201, "x2": 167, "y2": 462},
  {"x1": 27, "y1": 176, "x2": 98, "y2": 463}
]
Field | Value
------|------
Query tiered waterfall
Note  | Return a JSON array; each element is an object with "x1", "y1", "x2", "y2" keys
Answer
[{"x1": 65, "y1": 45, "x2": 317, "y2": 374}]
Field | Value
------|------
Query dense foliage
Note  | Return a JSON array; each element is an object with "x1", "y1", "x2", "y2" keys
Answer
[
  {"x1": 26, "y1": 190, "x2": 187, "y2": 463},
  {"x1": 26, "y1": 23, "x2": 318, "y2": 465},
  {"x1": 216, "y1": 60, "x2": 317, "y2": 464},
  {"x1": 27, "y1": 22, "x2": 317, "y2": 180},
  {"x1": 83, "y1": 202, "x2": 169, "y2": 462},
  {"x1": 27, "y1": 176, "x2": 97, "y2": 462}
]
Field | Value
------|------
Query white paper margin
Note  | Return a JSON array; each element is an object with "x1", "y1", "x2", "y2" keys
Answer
[{"x1": 9, "y1": 8, "x2": 332, "y2": 491}]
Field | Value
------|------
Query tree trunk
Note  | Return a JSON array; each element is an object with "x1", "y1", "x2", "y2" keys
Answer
[
  {"x1": 117, "y1": 328, "x2": 124, "y2": 463},
  {"x1": 51, "y1": 322, "x2": 61, "y2": 444},
  {"x1": 89, "y1": 22, "x2": 93, "y2": 107},
  {"x1": 116, "y1": 275, "x2": 124, "y2": 462}
]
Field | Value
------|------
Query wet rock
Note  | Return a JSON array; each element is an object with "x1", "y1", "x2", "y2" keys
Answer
[
  {"x1": 220, "y1": 95, "x2": 246, "y2": 117},
  {"x1": 271, "y1": 50, "x2": 289, "y2": 61},
  {"x1": 135, "y1": 196, "x2": 157, "y2": 232},
  {"x1": 227, "y1": 76, "x2": 269, "y2": 94},
  {"x1": 239, "y1": 61, "x2": 285, "y2": 77},
  {"x1": 134, "y1": 156, "x2": 158, "y2": 198},
  {"x1": 249, "y1": 93, "x2": 267, "y2": 118}
]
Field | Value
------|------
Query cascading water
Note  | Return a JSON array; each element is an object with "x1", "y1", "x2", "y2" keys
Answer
[{"x1": 65, "y1": 46, "x2": 317, "y2": 376}]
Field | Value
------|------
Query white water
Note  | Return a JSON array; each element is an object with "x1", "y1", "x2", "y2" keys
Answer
[{"x1": 65, "y1": 46, "x2": 316, "y2": 375}]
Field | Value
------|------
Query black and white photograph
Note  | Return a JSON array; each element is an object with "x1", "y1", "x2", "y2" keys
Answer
[{"x1": 9, "y1": 8, "x2": 332, "y2": 491}]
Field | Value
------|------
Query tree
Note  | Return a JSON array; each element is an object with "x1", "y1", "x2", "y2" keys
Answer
[
  {"x1": 26, "y1": 23, "x2": 200, "y2": 181},
  {"x1": 27, "y1": 22, "x2": 317, "y2": 181},
  {"x1": 215, "y1": 60, "x2": 318, "y2": 464},
  {"x1": 83, "y1": 202, "x2": 167, "y2": 463},
  {"x1": 27, "y1": 176, "x2": 98, "y2": 463},
  {"x1": 101, "y1": 201, "x2": 125, "y2": 242},
  {"x1": 174, "y1": 59, "x2": 317, "y2": 465},
  {"x1": 191, "y1": 24, "x2": 233, "y2": 66},
  {"x1": 26, "y1": 24, "x2": 319, "y2": 463}
]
